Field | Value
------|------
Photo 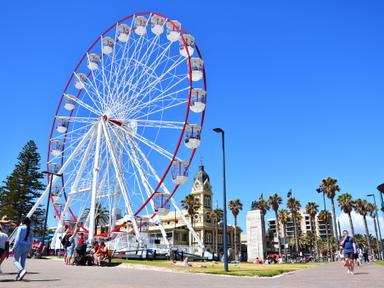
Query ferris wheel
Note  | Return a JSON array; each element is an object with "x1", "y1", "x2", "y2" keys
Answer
[{"x1": 25, "y1": 12, "x2": 207, "y2": 249}]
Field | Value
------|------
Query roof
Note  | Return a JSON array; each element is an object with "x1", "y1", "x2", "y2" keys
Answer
[{"x1": 194, "y1": 165, "x2": 210, "y2": 183}]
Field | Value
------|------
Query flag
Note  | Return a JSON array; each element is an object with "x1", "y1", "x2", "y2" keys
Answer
[{"x1": 287, "y1": 189, "x2": 292, "y2": 199}]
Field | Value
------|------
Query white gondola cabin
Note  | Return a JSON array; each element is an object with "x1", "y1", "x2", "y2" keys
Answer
[
  {"x1": 184, "y1": 124, "x2": 201, "y2": 149},
  {"x1": 151, "y1": 15, "x2": 165, "y2": 35},
  {"x1": 87, "y1": 53, "x2": 100, "y2": 70},
  {"x1": 64, "y1": 94, "x2": 76, "y2": 111},
  {"x1": 166, "y1": 20, "x2": 181, "y2": 42},
  {"x1": 49, "y1": 162, "x2": 61, "y2": 174},
  {"x1": 153, "y1": 192, "x2": 170, "y2": 216},
  {"x1": 172, "y1": 161, "x2": 189, "y2": 185},
  {"x1": 134, "y1": 16, "x2": 147, "y2": 36},
  {"x1": 74, "y1": 73, "x2": 88, "y2": 90},
  {"x1": 51, "y1": 186, "x2": 62, "y2": 203},
  {"x1": 190, "y1": 88, "x2": 206, "y2": 113},
  {"x1": 56, "y1": 117, "x2": 69, "y2": 133},
  {"x1": 179, "y1": 34, "x2": 195, "y2": 57},
  {"x1": 50, "y1": 139, "x2": 63, "y2": 157},
  {"x1": 188, "y1": 58, "x2": 204, "y2": 82},
  {"x1": 117, "y1": 24, "x2": 130, "y2": 42},
  {"x1": 102, "y1": 37, "x2": 115, "y2": 55}
]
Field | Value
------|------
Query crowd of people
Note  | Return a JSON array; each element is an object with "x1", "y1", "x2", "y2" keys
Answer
[
  {"x1": 0, "y1": 215, "x2": 112, "y2": 281},
  {"x1": 60, "y1": 223, "x2": 109, "y2": 266}
]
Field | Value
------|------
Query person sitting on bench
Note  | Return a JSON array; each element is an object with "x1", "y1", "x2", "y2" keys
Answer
[{"x1": 94, "y1": 242, "x2": 108, "y2": 266}]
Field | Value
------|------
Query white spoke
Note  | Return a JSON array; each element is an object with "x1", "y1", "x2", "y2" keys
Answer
[{"x1": 111, "y1": 121, "x2": 178, "y2": 161}]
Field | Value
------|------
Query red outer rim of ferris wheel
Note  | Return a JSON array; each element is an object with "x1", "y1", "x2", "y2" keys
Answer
[{"x1": 46, "y1": 12, "x2": 207, "y2": 234}]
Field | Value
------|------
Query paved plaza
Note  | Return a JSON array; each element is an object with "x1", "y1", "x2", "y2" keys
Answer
[{"x1": 0, "y1": 259, "x2": 383, "y2": 288}]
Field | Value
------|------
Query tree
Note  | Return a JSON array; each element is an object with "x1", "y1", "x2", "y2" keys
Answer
[
  {"x1": 319, "y1": 177, "x2": 340, "y2": 241},
  {"x1": 181, "y1": 193, "x2": 201, "y2": 247},
  {"x1": 268, "y1": 193, "x2": 283, "y2": 255},
  {"x1": 367, "y1": 203, "x2": 380, "y2": 257},
  {"x1": 278, "y1": 209, "x2": 290, "y2": 260},
  {"x1": 207, "y1": 208, "x2": 223, "y2": 256},
  {"x1": 228, "y1": 199, "x2": 243, "y2": 261},
  {"x1": 287, "y1": 197, "x2": 301, "y2": 254},
  {"x1": 0, "y1": 140, "x2": 45, "y2": 235},
  {"x1": 305, "y1": 202, "x2": 319, "y2": 257},
  {"x1": 84, "y1": 202, "x2": 109, "y2": 234},
  {"x1": 354, "y1": 198, "x2": 371, "y2": 254},
  {"x1": 337, "y1": 193, "x2": 355, "y2": 237},
  {"x1": 251, "y1": 198, "x2": 270, "y2": 215}
]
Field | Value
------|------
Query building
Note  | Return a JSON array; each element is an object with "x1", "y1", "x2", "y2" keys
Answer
[
  {"x1": 267, "y1": 210, "x2": 334, "y2": 252},
  {"x1": 146, "y1": 165, "x2": 241, "y2": 256}
]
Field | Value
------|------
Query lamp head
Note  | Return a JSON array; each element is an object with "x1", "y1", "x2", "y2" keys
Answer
[
  {"x1": 367, "y1": 194, "x2": 374, "y2": 197},
  {"x1": 213, "y1": 128, "x2": 224, "y2": 133},
  {"x1": 377, "y1": 184, "x2": 384, "y2": 193}
]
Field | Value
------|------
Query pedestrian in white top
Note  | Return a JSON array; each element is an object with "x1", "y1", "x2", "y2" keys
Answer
[{"x1": 0, "y1": 225, "x2": 10, "y2": 273}]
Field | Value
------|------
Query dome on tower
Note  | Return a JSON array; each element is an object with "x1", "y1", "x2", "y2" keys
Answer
[{"x1": 193, "y1": 165, "x2": 210, "y2": 183}]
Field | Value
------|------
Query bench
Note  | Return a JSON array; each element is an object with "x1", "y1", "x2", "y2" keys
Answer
[{"x1": 100, "y1": 249, "x2": 114, "y2": 266}]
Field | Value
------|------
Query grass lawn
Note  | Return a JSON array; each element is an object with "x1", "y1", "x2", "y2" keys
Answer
[
  {"x1": 111, "y1": 259, "x2": 320, "y2": 277},
  {"x1": 376, "y1": 260, "x2": 384, "y2": 265}
]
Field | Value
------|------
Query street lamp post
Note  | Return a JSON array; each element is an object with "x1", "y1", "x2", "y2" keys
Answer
[
  {"x1": 367, "y1": 193, "x2": 383, "y2": 260},
  {"x1": 317, "y1": 188, "x2": 330, "y2": 260},
  {"x1": 42, "y1": 171, "x2": 63, "y2": 254},
  {"x1": 377, "y1": 184, "x2": 384, "y2": 259},
  {"x1": 213, "y1": 128, "x2": 228, "y2": 272}
]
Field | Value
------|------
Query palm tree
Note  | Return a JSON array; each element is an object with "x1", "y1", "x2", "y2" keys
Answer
[
  {"x1": 251, "y1": 198, "x2": 270, "y2": 215},
  {"x1": 228, "y1": 199, "x2": 243, "y2": 261},
  {"x1": 337, "y1": 193, "x2": 355, "y2": 237},
  {"x1": 354, "y1": 198, "x2": 371, "y2": 254},
  {"x1": 84, "y1": 202, "x2": 109, "y2": 234},
  {"x1": 319, "y1": 177, "x2": 340, "y2": 241},
  {"x1": 354, "y1": 233, "x2": 366, "y2": 247},
  {"x1": 278, "y1": 209, "x2": 290, "y2": 260},
  {"x1": 268, "y1": 193, "x2": 283, "y2": 255},
  {"x1": 287, "y1": 197, "x2": 301, "y2": 254},
  {"x1": 367, "y1": 203, "x2": 380, "y2": 257},
  {"x1": 181, "y1": 193, "x2": 201, "y2": 247},
  {"x1": 305, "y1": 202, "x2": 319, "y2": 257},
  {"x1": 207, "y1": 208, "x2": 223, "y2": 257}
]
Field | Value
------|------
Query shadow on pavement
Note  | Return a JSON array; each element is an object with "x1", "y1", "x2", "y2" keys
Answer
[
  {"x1": 354, "y1": 272, "x2": 369, "y2": 275},
  {"x1": 23, "y1": 279, "x2": 60, "y2": 282},
  {"x1": 1, "y1": 272, "x2": 39, "y2": 275},
  {"x1": 0, "y1": 278, "x2": 56, "y2": 283}
]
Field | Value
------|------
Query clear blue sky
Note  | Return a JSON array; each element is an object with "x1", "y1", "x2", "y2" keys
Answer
[{"x1": 1, "y1": 0, "x2": 384, "y2": 233}]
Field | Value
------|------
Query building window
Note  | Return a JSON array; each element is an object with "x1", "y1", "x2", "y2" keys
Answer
[
  {"x1": 218, "y1": 234, "x2": 223, "y2": 244},
  {"x1": 204, "y1": 195, "x2": 211, "y2": 208},
  {"x1": 205, "y1": 232, "x2": 213, "y2": 244},
  {"x1": 182, "y1": 233, "x2": 188, "y2": 242}
]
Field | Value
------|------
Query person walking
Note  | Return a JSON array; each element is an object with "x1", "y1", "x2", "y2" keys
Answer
[
  {"x1": 353, "y1": 242, "x2": 360, "y2": 266},
  {"x1": 0, "y1": 225, "x2": 10, "y2": 273},
  {"x1": 12, "y1": 217, "x2": 33, "y2": 281},
  {"x1": 363, "y1": 246, "x2": 369, "y2": 263},
  {"x1": 340, "y1": 229, "x2": 356, "y2": 275}
]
